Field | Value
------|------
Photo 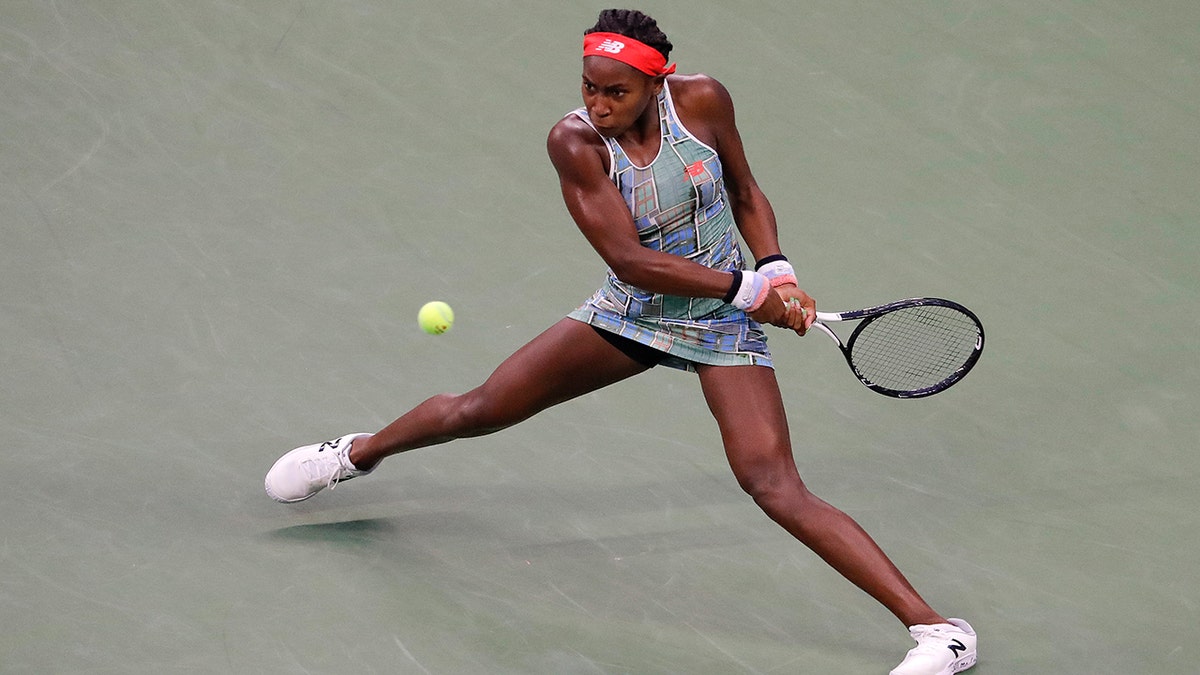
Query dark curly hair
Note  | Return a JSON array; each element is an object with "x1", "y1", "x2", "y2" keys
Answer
[{"x1": 584, "y1": 9, "x2": 672, "y2": 61}]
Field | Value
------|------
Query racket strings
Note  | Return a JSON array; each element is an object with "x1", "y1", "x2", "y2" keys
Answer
[{"x1": 848, "y1": 306, "x2": 980, "y2": 392}]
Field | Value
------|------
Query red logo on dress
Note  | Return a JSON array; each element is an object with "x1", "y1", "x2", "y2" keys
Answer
[{"x1": 685, "y1": 161, "x2": 705, "y2": 177}]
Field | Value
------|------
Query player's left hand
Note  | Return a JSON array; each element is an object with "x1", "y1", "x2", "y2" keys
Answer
[{"x1": 776, "y1": 285, "x2": 816, "y2": 336}]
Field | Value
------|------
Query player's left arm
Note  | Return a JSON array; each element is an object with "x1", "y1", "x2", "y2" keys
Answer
[
  {"x1": 686, "y1": 76, "x2": 779, "y2": 262},
  {"x1": 683, "y1": 75, "x2": 815, "y2": 332}
]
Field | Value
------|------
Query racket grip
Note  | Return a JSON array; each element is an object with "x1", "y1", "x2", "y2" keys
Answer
[{"x1": 786, "y1": 298, "x2": 808, "y2": 319}]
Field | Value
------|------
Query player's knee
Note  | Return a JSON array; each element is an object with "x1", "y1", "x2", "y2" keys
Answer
[
  {"x1": 739, "y1": 469, "x2": 804, "y2": 505},
  {"x1": 727, "y1": 437, "x2": 792, "y2": 492},
  {"x1": 448, "y1": 389, "x2": 521, "y2": 436},
  {"x1": 730, "y1": 450, "x2": 807, "y2": 508}
]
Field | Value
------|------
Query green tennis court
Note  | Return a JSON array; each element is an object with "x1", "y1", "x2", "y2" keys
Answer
[{"x1": 3, "y1": 1, "x2": 1197, "y2": 672}]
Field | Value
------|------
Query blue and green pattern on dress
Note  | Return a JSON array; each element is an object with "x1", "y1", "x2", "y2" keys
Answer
[{"x1": 567, "y1": 81, "x2": 771, "y2": 370}]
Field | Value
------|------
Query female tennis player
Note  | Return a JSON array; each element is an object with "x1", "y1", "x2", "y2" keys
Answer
[{"x1": 265, "y1": 10, "x2": 976, "y2": 674}]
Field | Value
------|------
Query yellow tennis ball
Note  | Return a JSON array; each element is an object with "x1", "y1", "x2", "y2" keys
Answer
[{"x1": 418, "y1": 301, "x2": 454, "y2": 335}]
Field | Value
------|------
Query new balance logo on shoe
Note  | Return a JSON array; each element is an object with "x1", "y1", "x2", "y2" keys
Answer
[
  {"x1": 890, "y1": 618, "x2": 977, "y2": 675},
  {"x1": 318, "y1": 437, "x2": 346, "y2": 453},
  {"x1": 594, "y1": 38, "x2": 625, "y2": 54}
]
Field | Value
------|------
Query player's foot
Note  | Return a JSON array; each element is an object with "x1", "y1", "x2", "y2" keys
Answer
[
  {"x1": 265, "y1": 433, "x2": 373, "y2": 503},
  {"x1": 889, "y1": 618, "x2": 977, "y2": 675}
]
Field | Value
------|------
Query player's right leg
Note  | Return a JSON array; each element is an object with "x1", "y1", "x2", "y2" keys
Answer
[
  {"x1": 352, "y1": 317, "x2": 652, "y2": 465},
  {"x1": 265, "y1": 318, "x2": 650, "y2": 502}
]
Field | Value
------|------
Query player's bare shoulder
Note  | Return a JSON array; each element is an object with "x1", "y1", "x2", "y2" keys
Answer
[
  {"x1": 666, "y1": 73, "x2": 736, "y2": 147},
  {"x1": 547, "y1": 113, "x2": 608, "y2": 176},
  {"x1": 669, "y1": 73, "x2": 734, "y2": 111},
  {"x1": 551, "y1": 112, "x2": 614, "y2": 155}
]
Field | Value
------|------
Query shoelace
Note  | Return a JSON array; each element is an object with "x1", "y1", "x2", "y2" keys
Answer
[
  {"x1": 908, "y1": 626, "x2": 953, "y2": 654},
  {"x1": 299, "y1": 441, "x2": 352, "y2": 491}
]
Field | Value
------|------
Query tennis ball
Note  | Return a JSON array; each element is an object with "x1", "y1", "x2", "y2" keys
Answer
[{"x1": 418, "y1": 301, "x2": 454, "y2": 335}]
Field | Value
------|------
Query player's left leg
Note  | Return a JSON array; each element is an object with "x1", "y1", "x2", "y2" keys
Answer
[
  {"x1": 695, "y1": 363, "x2": 944, "y2": 627},
  {"x1": 697, "y1": 363, "x2": 977, "y2": 673}
]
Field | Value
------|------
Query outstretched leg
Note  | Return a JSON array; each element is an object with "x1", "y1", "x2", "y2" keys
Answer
[
  {"x1": 696, "y1": 363, "x2": 945, "y2": 628},
  {"x1": 348, "y1": 318, "x2": 650, "y2": 469},
  {"x1": 266, "y1": 319, "x2": 650, "y2": 502}
]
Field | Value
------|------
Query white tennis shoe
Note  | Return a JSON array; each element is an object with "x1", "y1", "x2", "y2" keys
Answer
[
  {"x1": 890, "y1": 618, "x2": 977, "y2": 675},
  {"x1": 265, "y1": 433, "x2": 373, "y2": 503}
]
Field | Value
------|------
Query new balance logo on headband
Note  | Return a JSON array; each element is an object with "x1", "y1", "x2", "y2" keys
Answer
[
  {"x1": 583, "y1": 32, "x2": 676, "y2": 76},
  {"x1": 594, "y1": 38, "x2": 625, "y2": 54}
]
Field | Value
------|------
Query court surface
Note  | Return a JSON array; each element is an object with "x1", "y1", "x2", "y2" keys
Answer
[{"x1": 3, "y1": 1, "x2": 1198, "y2": 673}]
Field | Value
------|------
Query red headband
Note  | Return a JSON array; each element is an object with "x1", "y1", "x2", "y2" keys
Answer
[{"x1": 583, "y1": 32, "x2": 676, "y2": 77}]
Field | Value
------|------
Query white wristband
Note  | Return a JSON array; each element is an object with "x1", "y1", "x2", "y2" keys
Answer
[
  {"x1": 757, "y1": 259, "x2": 797, "y2": 287},
  {"x1": 729, "y1": 270, "x2": 770, "y2": 312}
]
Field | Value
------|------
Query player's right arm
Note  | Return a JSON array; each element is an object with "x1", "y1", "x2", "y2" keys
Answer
[{"x1": 546, "y1": 115, "x2": 736, "y2": 301}]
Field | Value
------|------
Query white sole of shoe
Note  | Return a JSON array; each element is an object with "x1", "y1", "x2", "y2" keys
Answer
[{"x1": 264, "y1": 479, "x2": 315, "y2": 504}]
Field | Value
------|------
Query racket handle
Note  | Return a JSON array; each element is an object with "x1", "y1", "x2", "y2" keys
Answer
[
  {"x1": 783, "y1": 296, "x2": 837, "y2": 322},
  {"x1": 784, "y1": 299, "x2": 837, "y2": 337},
  {"x1": 811, "y1": 321, "x2": 839, "y2": 343}
]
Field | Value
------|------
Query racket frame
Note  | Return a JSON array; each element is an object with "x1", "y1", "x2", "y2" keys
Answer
[{"x1": 811, "y1": 297, "x2": 984, "y2": 399}]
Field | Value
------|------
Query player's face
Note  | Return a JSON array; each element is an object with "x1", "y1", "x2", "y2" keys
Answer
[{"x1": 581, "y1": 56, "x2": 661, "y2": 138}]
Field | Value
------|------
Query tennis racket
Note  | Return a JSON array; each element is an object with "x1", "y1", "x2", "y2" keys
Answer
[{"x1": 806, "y1": 297, "x2": 984, "y2": 399}]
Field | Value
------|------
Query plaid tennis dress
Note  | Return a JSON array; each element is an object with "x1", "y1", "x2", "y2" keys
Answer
[{"x1": 566, "y1": 80, "x2": 772, "y2": 371}]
